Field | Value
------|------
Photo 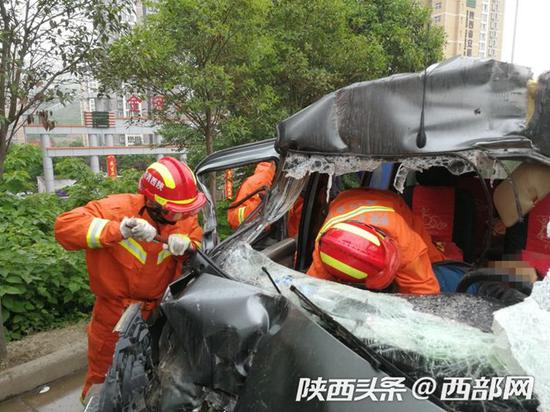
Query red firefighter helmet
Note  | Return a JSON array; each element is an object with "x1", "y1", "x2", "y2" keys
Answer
[
  {"x1": 318, "y1": 221, "x2": 400, "y2": 290},
  {"x1": 138, "y1": 157, "x2": 206, "y2": 214}
]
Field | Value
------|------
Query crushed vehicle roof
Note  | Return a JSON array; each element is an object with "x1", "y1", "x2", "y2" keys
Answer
[{"x1": 276, "y1": 57, "x2": 550, "y2": 157}]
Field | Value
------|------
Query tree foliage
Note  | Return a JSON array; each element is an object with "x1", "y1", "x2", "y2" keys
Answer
[
  {"x1": 0, "y1": 146, "x2": 142, "y2": 340},
  {"x1": 0, "y1": 192, "x2": 91, "y2": 340},
  {"x1": 100, "y1": 0, "x2": 443, "y2": 168},
  {"x1": 101, "y1": 0, "x2": 273, "y2": 156},
  {"x1": 267, "y1": 0, "x2": 444, "y2": 113},
  {"x1": 0, "y1": 0, "x2": 132, "y2": 179},
  {"x1": 1, "y1": 143, "x2": 42, "y2": 192}
]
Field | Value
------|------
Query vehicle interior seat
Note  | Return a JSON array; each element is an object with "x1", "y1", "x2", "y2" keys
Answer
[
  {"x1": 403, "y1": 167, "x2": 476, "y2": 263},
  {"x1": 519, "y1": 194, "x2": 550, "y2": 278},
  {"x1": 456, "y1": 174, "x2": 500, "y2": 259}
]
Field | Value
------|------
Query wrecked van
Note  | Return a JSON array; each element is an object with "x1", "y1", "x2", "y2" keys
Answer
[{"x1": 94, "y1": 58, "x2": 550, "y2": 412}]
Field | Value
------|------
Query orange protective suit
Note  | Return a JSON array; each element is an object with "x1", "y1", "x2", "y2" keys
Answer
[
  {"x1": 227, "y1": 162, "x2": 302, "y2": 237},
  {"x1": 54, "y1": 194, "x2": 202, "y2": 398},
  {"x1": 288, "y1": 196, "x2": 304, "y2": 237},
  {"x1": 228, "y1": 162, "x2": 276, "y2": 230},
  {"x1": 307, "y1": 188, "x2": 441, "y2": 295}
]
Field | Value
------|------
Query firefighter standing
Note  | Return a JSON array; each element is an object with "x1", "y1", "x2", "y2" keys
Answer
[
  {"x1": 227, "y1": 161, "x2": 303, "y2": 236},
  {"x1": 54, "y1": 157, "x2": 205, "y2": 402},
  {"x1": 307, "y1": 188, "x2": 442, "y2": 295}
]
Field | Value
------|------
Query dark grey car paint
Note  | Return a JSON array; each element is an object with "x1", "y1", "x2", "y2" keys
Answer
[{"x1": 277, "y1": 58, "x2": 549, "y2": 157}]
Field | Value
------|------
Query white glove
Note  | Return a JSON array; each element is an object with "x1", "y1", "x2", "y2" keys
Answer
[
  {"x1": 165, "y1": 234, "x2": 191, "y2": 256},
  {"x1": 120, "y1": 217, "x2": 134, "y2": 239},
  {"x1": 120, "y1": 217, "x2": 157, "y2": 242}
]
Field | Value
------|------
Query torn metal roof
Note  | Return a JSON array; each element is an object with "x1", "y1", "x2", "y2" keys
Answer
[{"x1": 277, "y1": 57, "x2": 550, "y2": 157}]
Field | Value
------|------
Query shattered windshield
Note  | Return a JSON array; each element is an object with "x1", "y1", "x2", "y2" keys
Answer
[{"x1": 219, "y1": 241, "x2": 547, "y2": 411}]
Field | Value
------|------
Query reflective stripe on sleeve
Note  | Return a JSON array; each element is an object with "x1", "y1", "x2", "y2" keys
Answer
[
  {"x1": 237, "y1": 207, "x2": 247, "y2": 224},
  {"x1": 86, "y1": 218, "x2": 110, "y2": 249},
  {"x1": 119, "y1": 238, "x2": 147, "y2": 264},
  {"x1": 157, "y1": 249, "x2": 172, "y2": 265}
]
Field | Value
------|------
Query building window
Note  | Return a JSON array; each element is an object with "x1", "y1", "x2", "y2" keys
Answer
[
  {"x1": 125, "y1": 135, "x2": 143, "y2": 146},
  {"x1": 468, "y1": 20, "x2": 474, "y2": 29},
  {"x1": 467, "y1": 49, "x2": 472, "y2": 56},
  {"x1": 469, "y1": 11, "x2": 475, "y2": 18},
  {"x1": 481, "y1": 23, "x2": 487, "y2": 31},
  {"x1": 433, "y1": 15, "x2": 441, "y2": 23},
  {"x1": 468, "y1": 30, "x2": 473, "y2": 38},
  {"x1": 88, "y1": 98, "x2": 96, "y2": 112},
  {"x1": 480, "y1": 33, "x2": 486, "y2": 41},
  {"x1": 434, "y1": 2, "x2": 442, "y2": 9}
]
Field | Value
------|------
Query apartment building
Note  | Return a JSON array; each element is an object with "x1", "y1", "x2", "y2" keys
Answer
[
  {"x1": 79, "y1": 0, "x2": 157, "y2": 146},
  {"x1": 422, "y1": 0, "x2": 505, "y2": 59}
]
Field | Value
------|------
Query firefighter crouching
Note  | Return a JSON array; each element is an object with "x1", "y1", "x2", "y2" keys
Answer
[
  {"x1": 54, "y1": 157, "x2": 205, "y2": 403},
  {"x1": 307, "y1": 188, "x2": 444, "y2": 295}
]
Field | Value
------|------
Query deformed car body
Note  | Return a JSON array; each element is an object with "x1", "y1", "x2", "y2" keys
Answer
[{"x1": 94, "y1": 58, "x2": 550, "y2": 412}]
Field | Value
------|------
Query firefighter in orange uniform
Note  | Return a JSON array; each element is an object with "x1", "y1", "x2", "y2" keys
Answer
[
  {"x1": 307, "y1": 188, "x2": 441, "y2": 295},
  {"x1": 227, "y1": 161, "x2": 303, "y2": 237},
  {"x1": 54, "y1": 157, "x2": 205, "y2": 403}
]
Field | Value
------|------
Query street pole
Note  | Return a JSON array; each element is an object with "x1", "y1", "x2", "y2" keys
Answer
[
  {"x1": 41, "y1": 134, "x2": 55, "y2": 193},
  {"x1": 511, "y1": 0, "x2": 520, "y2": 63}
]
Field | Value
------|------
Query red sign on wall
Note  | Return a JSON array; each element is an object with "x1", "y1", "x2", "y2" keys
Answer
[
  {"x1": 152, "y1": 95, "x2": 165, "y2": 111},
  {"x1": 106, "y1": 155, "x2": 117, "y2": 178},
  {"x1": 127, "y1": 95, "x2": 142, "y2": 114}
]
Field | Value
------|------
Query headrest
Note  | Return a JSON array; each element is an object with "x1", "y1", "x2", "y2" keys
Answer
[
  {"x1": 413, "y1": 186, "x2": 455, "y2": 242},
  {"x1": 493, "y1": 162, "x2": 550, "y2": 227}
]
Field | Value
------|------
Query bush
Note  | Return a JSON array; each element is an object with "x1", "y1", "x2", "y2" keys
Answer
[
  {"x1": 0, "y1": 144, "x2": 43, "y2": 193},
  {"x1": 0, "y1": 193, "x2": 91, "y2": 340},
  {"x1": 0, "y1": 169, "x2": 143, "y2": 340},
  {"x1": 54, "y1": 157, "x2": 93, "y2": 180},
  {"x1": 64, "y1": 169, "x2": 142, "y2": 209}
]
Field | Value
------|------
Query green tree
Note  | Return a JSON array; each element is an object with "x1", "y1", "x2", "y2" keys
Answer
[
  {"x1": 99, "y1": 0, "x2": 273, "y2": 197},
  {"x1": 100, "y1": 0, "x2": 443, "y2": 195},
  {"x1": 265, "y1": 0, "x2": 443, "y2": 114},
  {"x1": 0, "y1": 0, "x2": 132, "y2": 179}
]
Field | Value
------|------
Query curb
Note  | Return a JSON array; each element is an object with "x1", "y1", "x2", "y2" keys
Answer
[{"x1": 0, "y1": 336, "x2": 87, "y2": 402}]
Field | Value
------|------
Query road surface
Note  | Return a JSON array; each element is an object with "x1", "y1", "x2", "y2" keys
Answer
[{"x1": 0, "y1": 369, "x2": 85, "y2": 412}]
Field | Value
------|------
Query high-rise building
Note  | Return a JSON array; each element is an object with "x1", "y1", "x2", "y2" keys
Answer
[
  {"x1": 421, "y1": 0, "x2": 505, "y2": 59},
  {"x1": 79, "y1": 0, "x2": 158, "y2": 146}
]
